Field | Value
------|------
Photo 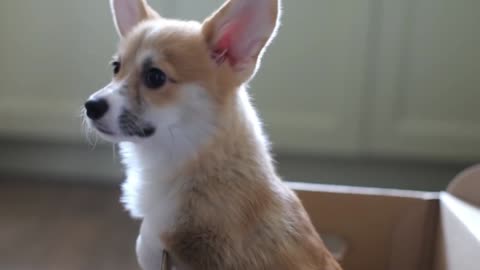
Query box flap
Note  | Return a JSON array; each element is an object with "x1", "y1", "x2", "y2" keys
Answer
[
  {"x1": 447, "y1": 165, "x2": 480, "y2": 207},
  {"x1": 434, "y1": 193, "x2": 480, "y2": 270},
  {"x1": 435, "y1": 165, "x2": 480, "y2": 270}
]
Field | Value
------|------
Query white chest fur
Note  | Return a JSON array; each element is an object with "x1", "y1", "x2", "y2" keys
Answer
[
  {"x1": 120, "y1": 142, "x2": 180, "y2": 219},
  {"x1": 120, "y1": 142, "x2": 185, "y2": 270}
]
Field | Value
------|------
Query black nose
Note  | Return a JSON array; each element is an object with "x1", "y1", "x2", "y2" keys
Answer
[{"x1": 84, "y1": 99, "x2": 109, "y2": 120}]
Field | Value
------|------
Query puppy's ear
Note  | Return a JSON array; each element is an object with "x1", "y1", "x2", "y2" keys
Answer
[
  {"x1": 110, "y1": 0, "x2": 160, "y2": 37},
  {"x1": 202, "y1": 0, "x2": 280, "y2": 81}
]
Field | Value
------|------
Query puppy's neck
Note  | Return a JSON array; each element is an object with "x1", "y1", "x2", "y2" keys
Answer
[
  {"x1": 186, "y1": 87, "x2": 276, "y2": 183},
  {"x1": 147, "y1": 86, "x2": 273, "y2": 180}
]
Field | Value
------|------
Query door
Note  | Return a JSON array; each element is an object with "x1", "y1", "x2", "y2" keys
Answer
[{"x1": 369, "y1": 0, "x2": 480, "y2": 161}]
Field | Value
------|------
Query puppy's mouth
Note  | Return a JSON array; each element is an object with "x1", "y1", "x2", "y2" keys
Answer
[
  {"x1": 119, "y1": 110, "x2": 156, "y2": 138},
  {"x1": 93, "y1": 122, "x2": 115, "y2": 136}
]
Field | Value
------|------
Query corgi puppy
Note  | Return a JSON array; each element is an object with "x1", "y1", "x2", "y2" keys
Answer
[{"x1": 84, "y1": 0, "x2": 342, "y2": 269}]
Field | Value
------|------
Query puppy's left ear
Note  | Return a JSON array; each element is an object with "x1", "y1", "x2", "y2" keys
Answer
[
  {"x1": 202, "y1": 0, "x2": 280, "y2": 82},
  {"x1": 110, "y1": 0, "x2": 160, "y2": 38}
]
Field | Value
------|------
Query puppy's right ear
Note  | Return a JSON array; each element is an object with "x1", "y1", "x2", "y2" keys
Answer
[{"x1": 110, "y1": 0, "x2": 160, "y2": 37}]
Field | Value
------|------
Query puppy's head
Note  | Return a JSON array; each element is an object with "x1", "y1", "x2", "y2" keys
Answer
[{"x1": 84, "y1": 0, "x2": 280, "y2": 147}]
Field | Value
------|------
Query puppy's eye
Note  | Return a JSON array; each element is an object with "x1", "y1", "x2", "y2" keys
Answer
[
  {"x1": 112, "y1": 61, "x2": 121, "y2": 75},
  {"x1": 144, "y1": 68, "x2": 167, "y2": 89}
]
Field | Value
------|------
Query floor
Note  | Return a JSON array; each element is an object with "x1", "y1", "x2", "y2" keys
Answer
[
  {"x1": 0, "y1": 166, "x2": 472, "y2": 270},
  {"x1": 0, "y1": 178, "x2": 141, "y2": 270}
]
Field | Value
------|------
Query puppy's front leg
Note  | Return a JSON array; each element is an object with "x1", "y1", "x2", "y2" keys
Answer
[{"x1": 136, "y1": 234, "x2": 167, "y2": 270}]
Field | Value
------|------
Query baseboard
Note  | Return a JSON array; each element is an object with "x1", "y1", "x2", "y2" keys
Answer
[
  {"x1": 0, "y1": 140, "x2": 123, "y2": 183},
  {"x1": 0, "y1": 140, "x2": 471, "y2": 191}
]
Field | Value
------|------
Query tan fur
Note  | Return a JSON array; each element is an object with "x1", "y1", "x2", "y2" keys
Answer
[
  {"x1": 160, "y1": 105, "x2": 342, "y2": 269},
  {"x1": 109, "y1": 0, "x2": 342, "y2": 269}
]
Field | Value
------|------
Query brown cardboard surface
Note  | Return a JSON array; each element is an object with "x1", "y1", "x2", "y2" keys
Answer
[
  {"x1": 388, "y1": 198, "x2": 439, "y2": 270},
  {"x1": 289, "y1": 183, "x2": 439, "y2": 270}
]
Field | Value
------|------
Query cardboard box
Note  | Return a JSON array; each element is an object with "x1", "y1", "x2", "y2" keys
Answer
[{"x1": 289, "y1": 165, "x2": 480, "y2": 270}]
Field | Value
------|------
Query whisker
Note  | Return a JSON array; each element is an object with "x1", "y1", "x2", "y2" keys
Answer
[{"x1": 81, "y1": 114, "x2": 97, "y2": 148}]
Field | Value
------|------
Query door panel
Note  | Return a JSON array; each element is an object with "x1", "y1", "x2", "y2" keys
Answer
[{"x1": 369, "y1": 0, "x2": 480, "y2": 160}]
